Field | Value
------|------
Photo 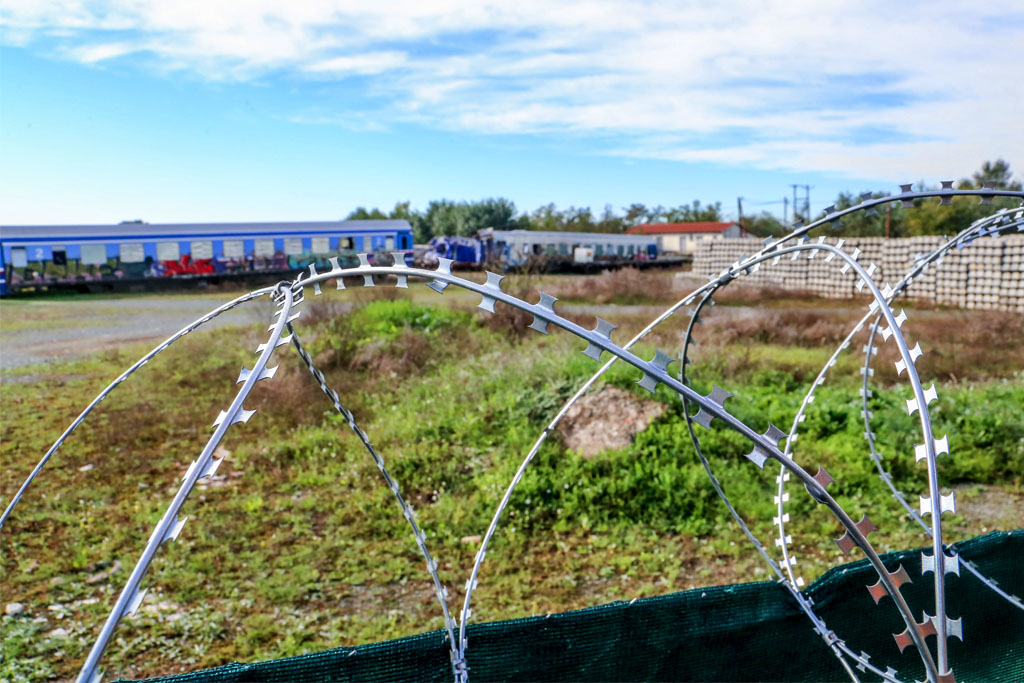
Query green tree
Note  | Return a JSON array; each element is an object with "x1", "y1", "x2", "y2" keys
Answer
[
  {"x1": 528, "y1": 203, "x2": 564, "y2": 231},
  {"x1": 414, "y1": 197, "x2": 519, "y2": 241},
  {"x1": 345, "y1": 206, "x2": 388, "y2": 220},
  {"x1": 596, "y1": 204, "x2": 626, "y2": 233},
  {"x1": 664, "y1": 200, "x2": 723, "y2": 223},
  {"x1": 622, "y1": 203, "x2": 649, "y2": 226},
  {"x1": 388, "y1": 201, "x2": 415, "y2": 221},
  {"x1": 906, "y1": 159, "x2": 1021, "y2": 236},
  {"x1": 560, "y1": 206, "x2": 597, "y2": 232},
  {"x1": 810, "y1": 160, "x2": 1021, "y2": 238},
  {"x1": 810, "y1": 191, "x2": 909, "y2": 238},
  {"x1": 967, "y1": 159, "x2": 1021, "y2": 191},
  {"x1": 741, "y1": 212, "x2": 788, "y2": 237},
  {"x1": 465, "y1": 197, "x2": 519, "y2": 233}
]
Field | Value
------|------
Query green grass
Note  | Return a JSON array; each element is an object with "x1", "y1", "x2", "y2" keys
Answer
[{"x1": 1, "y1": 291, "x2": 1022, "y2": 681}]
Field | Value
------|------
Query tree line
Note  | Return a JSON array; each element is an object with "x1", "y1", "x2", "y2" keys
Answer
[
  {"x1": 346, "y1": 160, "x2": 1020, "y2": 243},
  {"x1": 347, "y1": 198, "x2": 725, "y2": 243}
]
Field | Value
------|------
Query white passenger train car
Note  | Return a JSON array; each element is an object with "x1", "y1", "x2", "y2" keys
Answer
[{"x1": 493, "y1": 230, "x2": 657, "y2": 265}]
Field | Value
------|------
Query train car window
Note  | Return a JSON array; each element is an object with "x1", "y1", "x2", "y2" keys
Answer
[
  {"x1": 157, "y1": 242, "x2": 180, "y2": 261},
  {"x1": 120, "y1": 243, "x2": 145, "y2": 263},
  {"x1": 223, "y1": 240, "x2": 245, "y2": 259},
  {"x1": 385, "y1": 236, "x2": 395, "y2": 250},
  {"x1": 81, "y1": 243, "x2": 108, "y2": 265},
  {"x1": 191, "y1": 241, "x2": 214, "y2": 260},
  {"x1": 284, "y1": 237, "x2": 303, "y2": 255},
  {"x1": 311, "y1": 237, "x2": 330, "y2": 254},
  {"x1": 254, "y1": 239, "x2": 275, "y2": 257},
  {"x1": 24, "y1": 245, "x2": 50, "y2": 262},
  {"x1": 339, "y1": 237, "x2": 354, "y2": 250},
  {"x1": 11, "y1": 247, "x2": 28, "y2": 268},
  {"x1": 53, "y1": 247, "x2": 67, "y2": 266}
]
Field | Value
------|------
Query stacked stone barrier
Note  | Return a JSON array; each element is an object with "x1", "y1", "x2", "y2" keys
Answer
[
  {"x1": 1002, "y1": 239, "x2": 1024, "y2": 311},
  {"x1": 694, "y1": 235, "x2": 1024, "y2": 312}
]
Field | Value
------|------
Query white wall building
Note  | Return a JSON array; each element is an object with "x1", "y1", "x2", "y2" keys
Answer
[{"x1": 625, "y1": 222, "x2": 752, "y2": 254}]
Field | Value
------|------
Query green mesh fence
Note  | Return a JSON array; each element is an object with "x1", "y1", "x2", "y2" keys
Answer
[{"x1": 130, "y1": 530, "x2": 1023, "y2": 682}]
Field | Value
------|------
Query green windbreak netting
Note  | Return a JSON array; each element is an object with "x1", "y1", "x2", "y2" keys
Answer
[{"x1": 130, "y1": 530, "x2": 1023, "y2": 682}]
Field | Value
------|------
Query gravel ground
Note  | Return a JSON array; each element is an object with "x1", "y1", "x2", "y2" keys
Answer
[
  {"x1": 0, "y1": 292, "x2": 272, "y2": 371},
  {"x1": 0, "y1": 286, "x2": 868, "y2": 374},
  {"x1": 0, "y1": 296, "x2": 663, "y2": 373}
]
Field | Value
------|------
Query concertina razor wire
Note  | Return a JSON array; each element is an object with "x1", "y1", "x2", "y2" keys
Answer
[{"x1": 1, "y1": 184, "x2": 1022, "y2": 683}]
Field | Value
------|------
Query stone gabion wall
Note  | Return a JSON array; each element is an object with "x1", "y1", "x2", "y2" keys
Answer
[{"x1": 693, "y1": 235, "x2": 1024, "y2": 312}]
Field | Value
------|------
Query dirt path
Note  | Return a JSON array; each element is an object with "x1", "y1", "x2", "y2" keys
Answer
[{"x1": 0, "y1": 292, "x2": 269, "y2": 371}]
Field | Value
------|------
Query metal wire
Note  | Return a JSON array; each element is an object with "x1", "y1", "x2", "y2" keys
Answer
[
  {"x1": 294, "y1": 251, "x2": 942, "y2": 683},
  {"x1": 76, "y1": 283, "x2": 296, "y2": 683},
  {"x1": 689, "y1": 240, "x2": 951, "y2": 676},
  {"x1": 760, "y1": 209, "x2": 1024, "y2": 668},
  {"x1": 0, "y1": 287, "x2": 275, "y2": 531},
  {"x1": 679, "y1": 242, "x2": 944, "y2": 680},
  {"x1": 857, "y1": 209, "x2": 1024, "y2": 612},
  {"x1": 675, "y1": 189, "x2": 1022, "y2": 683},
  {"x1": 7, "y1": 184, "x2": 1020, "y2": 683},
  {"x1": 284, "y1": 322, "x2": 460, "y2": 677},
  {"x1": 678, "y1": 291, "x2": 889, "y2": 682}
]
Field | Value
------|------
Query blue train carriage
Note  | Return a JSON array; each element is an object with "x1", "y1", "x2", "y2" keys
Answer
[{"x1": 0, "y1": 220, "x2": 413, "y2": 295}]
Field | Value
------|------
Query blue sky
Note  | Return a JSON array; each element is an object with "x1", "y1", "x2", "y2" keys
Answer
[{"x1": 1, "y1": 1, "x2": 1021, "y2": 225}]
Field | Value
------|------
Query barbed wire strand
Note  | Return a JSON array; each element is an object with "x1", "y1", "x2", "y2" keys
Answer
[
  {"x1": 293, "y1": 254, "x2": 946, "y2": 683},
  {"x1": 21, "y1": 185, "x2": 1018, "y2": 682},
  {"x1": 0, "y1": 287, "x2": 275, "y2": 531},
  {"x1": 76, "y1": 283, "x2": 296, "y2": 683},
  {"x1": 284, "y1": 316, "x2": 460, "y2": 675}
]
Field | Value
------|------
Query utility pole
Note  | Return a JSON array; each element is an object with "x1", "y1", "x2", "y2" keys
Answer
[
  {"x1": 783, "y1": 196, "x2": 789, "y2": 223},
  {"x1": 790, "y1": 184, "x2": 812, "y2": 222},
  {"x1": 737, "y1": 197, "x2": 744, "y2": 227}
]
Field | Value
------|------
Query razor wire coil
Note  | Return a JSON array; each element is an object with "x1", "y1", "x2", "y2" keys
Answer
[{"x1": 2, "y1": 184, "x2": 1021, "y2": 683}]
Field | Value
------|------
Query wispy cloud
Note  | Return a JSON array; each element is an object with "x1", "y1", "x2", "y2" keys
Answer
[
  {"x1": 305, "y1": 51, "x2": 408, "y2": 75},
  {"x1": 2, "y1": 0, "x2": 1021, "y2": 180},
  {"x1": 285, "y1": 110, "x2": 389, "y2": 132},
  {"x1": 65, "y1": 40, "x2": 138, "y2": 63}
]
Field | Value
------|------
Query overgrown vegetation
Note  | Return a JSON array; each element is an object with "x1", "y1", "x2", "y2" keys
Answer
[{"x1": 1, "y1": 282, "x2": 1021, "y2": 681}]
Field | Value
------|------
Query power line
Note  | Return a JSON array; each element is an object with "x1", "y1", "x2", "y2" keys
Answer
[{"x1": 791, "y1": 184, "x2": 812, "y2": 222}]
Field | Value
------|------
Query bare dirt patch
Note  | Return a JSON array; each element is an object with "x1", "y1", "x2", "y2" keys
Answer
[
  {"x1": 557, "y1": 385, "x2": 667, "y2": 457},
  {"x1": 954, "y1": 484, "x2": 1024, "y2": 532}
]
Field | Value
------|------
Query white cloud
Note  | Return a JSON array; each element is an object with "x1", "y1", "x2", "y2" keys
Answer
[
  {"x1": 2, "y1": 0, "x2": 1022, "y2": 180},
  {"x1": 67, "y1": 41, "x2": 137, "y2": 62},
  {"x1": 305, "y1": 50, "x2": 407, "y2": 75}
]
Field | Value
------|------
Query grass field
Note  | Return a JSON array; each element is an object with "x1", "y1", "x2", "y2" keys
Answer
[{"x1": 2, "y1": 269, "x2": 1022, "y2": 681}]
